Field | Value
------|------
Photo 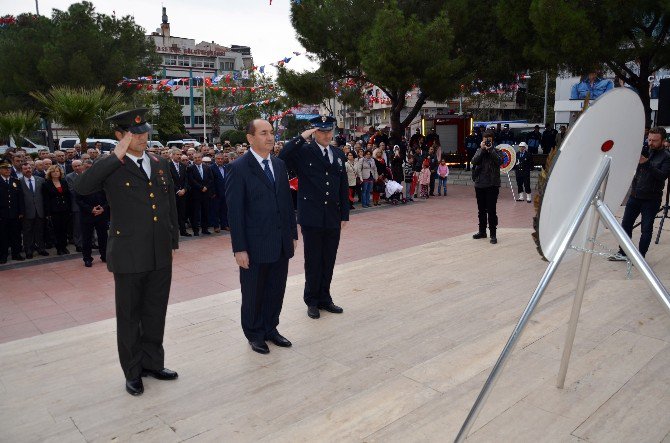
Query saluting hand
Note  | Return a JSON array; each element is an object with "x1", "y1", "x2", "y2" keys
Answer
[
  {"x1": 301, "y1": 128, "x2": 318, "y2": 140},
  {"x1": 235, "y1": 251, "x2": 250, "y2": 269},
  {"x1": 114, "y1": 132, "x2": 133, "y2": 161}
]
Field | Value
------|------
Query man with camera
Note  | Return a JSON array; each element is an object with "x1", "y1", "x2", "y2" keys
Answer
[
  {"x1": 610, "y1": 127, "x2": 670, "y2": 261},
  {"x1": 471, "y1": 130, "x2": 503, "y2": 244}
]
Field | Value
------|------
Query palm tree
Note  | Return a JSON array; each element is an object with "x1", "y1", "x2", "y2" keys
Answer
[
  {"x1": 31, "y1": 86, "x2": 125, "y2": 150},
  {"x1": 0, "y1": 110, "x2": 40, "y2": 148}
]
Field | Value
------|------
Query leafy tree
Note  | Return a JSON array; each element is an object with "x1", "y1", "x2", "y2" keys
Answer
[
  {"x1": 31, "y1": 86, "x2": 125, "y2": 149},
  {"x1": 0, "y1": 110, "x2": 40, "y2": 146},
  {"x1": 281, "y1": 0, "x2": 524, "y2": 142},
  {"x1": 135, "y1": 89, "x2": 186, "y2": 144},
  {"x1": 497, "y1": 0, "x2": 670, "y2": 125},
  {"x1": 221, "y1": 129, "x2": 247, "y2": 145},
  {"x1": 0, "y1": 2, "x2": 157, "y2": 110}
]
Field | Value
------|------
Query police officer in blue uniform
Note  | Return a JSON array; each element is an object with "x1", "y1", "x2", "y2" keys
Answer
[{"x1": 279, "y1": 116, "x2": 350, "y2": 319}]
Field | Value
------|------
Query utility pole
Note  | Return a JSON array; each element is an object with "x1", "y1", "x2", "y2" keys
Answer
[
  {"x1": 35, "y1": 0, "x2": 39, "y2": 15},
  {"x1": 543, "y1": 71, "x2": 549, "y2": 126}
]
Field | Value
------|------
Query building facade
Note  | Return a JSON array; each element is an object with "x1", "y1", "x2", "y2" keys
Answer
[{"x1": 148, "y1": 7, "x2": 254, "y2": 141}]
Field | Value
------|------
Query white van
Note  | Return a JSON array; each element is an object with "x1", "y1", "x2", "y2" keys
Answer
[
  {"x1": 59, "y1": 138, "x2": 118, "y2": 152},
  {"x1": 166, "y1": 139, "x2": 201, "y2": 149}
]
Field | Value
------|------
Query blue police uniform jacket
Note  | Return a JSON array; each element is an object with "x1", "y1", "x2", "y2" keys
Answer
[{"x1": 279, "y1": 136, "x2": 350, "y2": 229}]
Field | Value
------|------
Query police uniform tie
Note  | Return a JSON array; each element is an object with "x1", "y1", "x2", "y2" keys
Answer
[
  {"x1": 136, "y1": 158, "x2": 149, "y2": 179},
  {"x1": 262, "y1": 159, "x2": 275, "y2": 185},
  {"x1": 323, "y1": 147, "x2": 329, "y2": 163}
]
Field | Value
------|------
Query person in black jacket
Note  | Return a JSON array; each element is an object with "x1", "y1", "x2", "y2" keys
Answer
[
  {"x1": 0, "y1": 161, "x2": 25, "y2": 263},
  {"x1": 43, "y1": 165, "x2": 72, "y2": 255},
  {"x1": 76, "y1": 185, "x2": 109, "y2": 267},
  {"x1": 611, "y1": 127, "x2": 670, "y2": 260},
  {"x1": 169, "y1": 148, "x2": 190, "y2": 236},
  {"x1": 186, "y1": 152, "x2": 213, "y2": 236},
  {"x1": 471, "y1": 130, "x2": 503, "y2": 244},
  {"x1": 514, "y1": 142, "x2": 533, "y2": 202}
]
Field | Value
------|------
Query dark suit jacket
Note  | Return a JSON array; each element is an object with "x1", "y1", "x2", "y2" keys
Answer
[
  {"x1": 75, "y1": 153, "x2": 179, "y2": 274},
  {"x1": 42, "y1": 180, "x2": 72, "y2": 215},
  {"x1": 225, "y1": 151, "x2": 297, "y2": 264},
  {"x1": 0, "y1": 176, "x2": 24, "y2": 219},
  {"x1": 279, "y1": 136, "x2": 350, "y2": 229},
  {"x1": 19, "y1": 175, "x2": 45, "y2": 219},
  {"x1": 187, "y1": 163, "x2": 213, "y2": 200},
  {"x1": 210, "y1": 163, "x2": 229, "y2": 200},
  {"x1": 76, "y1": 190, "x2": 110, "y2": 223},
  {"x1": 169, "y1": 160, "x2": 189, "y2": 194}
]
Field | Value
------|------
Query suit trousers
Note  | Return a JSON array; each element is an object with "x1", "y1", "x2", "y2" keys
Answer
[
  {"x1": 113, "y1": 266, "x2": 172, "y2": 380},
  {"x1": 71, "y1": 211, "x2": 82, "y2": 248},
  {"x1": 516, "y1": 173, "x2": 531, "y2": 194},
  {"x1": 0, "y1": 217, "x2": 22, "y2": 259},
  {"x1": 301, "y1": 226, "x2": 341, "y2": 307},
  {"x1": 175, "y1": 193, "x2": 187, "y2": 232},
  {"x1": 81, "y1": 216, "x2": 108, "y2": 262},
  {"x1": 239, "y1": 256, "x2": 289, "y2": 342},
  {"x1": 475, "y1": 186, "x2": 500, "y2": 235},
  {"x1": 208, "y1": 197, "x2": 228, "y2": 229},
  {"x1": 22, "y1": 217, "x2": 44, "y2": 254},
  {"x1": 190, "y1": 195, "x2": 210, "y2": 233}
]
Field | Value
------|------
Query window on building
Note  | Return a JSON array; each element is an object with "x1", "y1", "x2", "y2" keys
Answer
[{"x1": 219, "y1": 60, "x2": 234, "y2": 71}]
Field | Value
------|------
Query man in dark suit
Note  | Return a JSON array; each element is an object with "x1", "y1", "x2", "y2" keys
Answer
[
  {"x1": 65, "y1": 160, "x2": 84, "y2": 252},
  {"x1": 19, "y1": 163, "x2": 48, "y2": 259},
  {"x1": 0, "y1": 161, "x2": 25, "y2": 263},
  {"x1": 76, "y1": 108, "x2": 179, "y2": 396},
  {"x1": 76, "y1": 186, "x2": 109, "y2": 267},
  {"x1": 54, "y1": 150, "x2": 73, "y2": 176},
  {"x1": 169, "y1": 148, "x2": 190, "y2": 237},
  {"x1": 186, "y1": 152, "x2": 213, "y2": 236},
  {"x1": 209, "y1": 152, "x2": 229, "y2": 232},
  {"x1": 279, "y1": 116, "x2": 350, "y2": 319},
  {"x1": 226, "y1": 119, "x2": 298, "y2": 354}
]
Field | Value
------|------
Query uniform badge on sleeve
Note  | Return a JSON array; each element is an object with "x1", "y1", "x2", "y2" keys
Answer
[{"x1": 337, "y1": 158, "x2": 342, "y2": 167}]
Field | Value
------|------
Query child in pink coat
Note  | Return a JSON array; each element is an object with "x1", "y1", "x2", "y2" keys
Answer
[{"x1": 418, "y1": 159, "x2": 431, "y2": 199}]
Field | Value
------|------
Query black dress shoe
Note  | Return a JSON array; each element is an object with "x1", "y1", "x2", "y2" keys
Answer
[
  {"x1": 141, "y1": 367, "x2": 179, "y2": 380},
  {"x1": 307, "y1": 306, "x2": 320, "y2": 319},
  {"x1": 84, "y1": 261, "x2": 92, "y2": 267},
  {"x1": 319, "y1": 302, "x2": 343, "y2": 314},
  {"x1": 75, "y1": 246, "x2": 82, "y2": 252},
  {"x1": 249, "y1": 340, "x2": 270, "y2": 354},
  {"x1": 12, "y1": 254, "x2": 25, "y2": 261},
  {"x1": 125, "y1": 377, "x2": 144, "y2": 396},
  {"x1": 490, "y1": 237, "x2": 498, "y2": 244},
  {"x1": 101, "y1": 256, "x2": 107, "y2": 263},
  {"x1": 268, "y1": 333, "x2": 292, "y2": 347},
  {"x1": 472, "y1": 232, "x2": 487, "y2": 239},
  {"x1": 38, "y1": 250, "x2": 50, "y2": 256},
  {"x1": 180, "y1": 231, "x2": 192, "y2": 237}
]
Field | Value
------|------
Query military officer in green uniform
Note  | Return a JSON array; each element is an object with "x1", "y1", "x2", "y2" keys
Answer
[{"x1": 75, "y1": 109, "x2": 180, "y2": 396}]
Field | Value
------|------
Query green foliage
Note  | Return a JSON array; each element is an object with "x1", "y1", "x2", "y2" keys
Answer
[
  {"x1": 150, "y1": 90, "x2": 186, "y2": 143},
  {"x1": 31, "y1": 86, "x2": 125, "y2": 149},
  {"x1": 498, "y1": 0, "x2": 670, "y2": 124},
  {"x1": 0, "y1": 2, "x2": 157, "y2": 112},
  {"x1": 276, "y1": 68, "x2": 335, "y2": 105},
  {"x1": 0, "y1": 110, "x2": 40, "y2": 146},
  {"x1": 221, "y1": 129, "x2": 246, "y2": 145}
]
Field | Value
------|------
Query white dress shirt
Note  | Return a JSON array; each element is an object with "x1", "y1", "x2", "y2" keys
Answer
[{"x1": 316, "y1": 142, "x2": 333, "y2": 163}]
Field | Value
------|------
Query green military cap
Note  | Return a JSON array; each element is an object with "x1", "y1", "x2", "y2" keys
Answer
[{"x1": 107, "y1": 108, "x2": 152, "y2": 134}]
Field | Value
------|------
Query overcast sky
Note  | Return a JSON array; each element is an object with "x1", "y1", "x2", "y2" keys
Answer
[{"x1": 3, "y1": 0, "x2": 319, "y2": 75}]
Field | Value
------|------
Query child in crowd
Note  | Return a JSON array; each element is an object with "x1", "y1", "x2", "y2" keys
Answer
[
  {"x1": 418, "y1": 159, "x2": 431, "y2": 199},
  {"x1": 403, "y1": 154, "x2": 415, "y2": 201},
  {"x1": 437, "y1": 158, "x2": 449, "y2": 196}
]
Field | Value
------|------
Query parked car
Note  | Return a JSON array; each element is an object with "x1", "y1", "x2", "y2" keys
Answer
[
  {"x1": 166, "y1": 139, "x2": 201, "y2": 149},
  {"x1": 147, "y1": 140, "x2": 165, "y2": 149},
  {"x1": 59, "y1": 138, "x2": 118, "y2": 152}
]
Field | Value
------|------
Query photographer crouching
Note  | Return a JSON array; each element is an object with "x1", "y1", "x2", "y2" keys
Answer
[{"x1": 471, "y1": 130, "x2": 503, "y2": 244}]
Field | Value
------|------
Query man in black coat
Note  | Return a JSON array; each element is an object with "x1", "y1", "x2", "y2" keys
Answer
[
  {"x1": 209, "y1": 152, "x2": 230, "y2": 232},
  {"x1": 226, "y1": 119, "x2": 298, "y2": 354},
  {"x1": 75, "y1": 109, "x2": 179, "y2": 396},
  {"x1": 611, "y1": 127, "x2": 670, "y2": 260},
  {"x1": 279, "y1": 115, "x2": 350, "y2": 319},
  {"x1": 76, "y1": 186, "x2": 109, "y2": 267},
  {"x1": 186, "y1": 152, "x2": 213, "y2": 236},
  {"x1": 169, "y1": 148, "x2": 190, "y2": 236},
  {"x1": 0, "y1": 161, "x2": 25, "y2": 263},
  {"x1": 471, "y1": 130, "x2": 503, "y2": 244}
]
